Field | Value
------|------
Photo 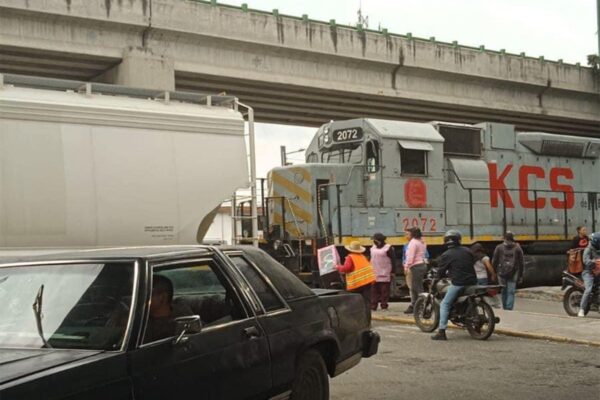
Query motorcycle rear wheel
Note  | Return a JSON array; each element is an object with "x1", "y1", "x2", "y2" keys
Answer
[
  {"x1": 563, "y1": 286, "x2": 583, "y2": 316},
  {"x1": 466, "y1": 300, "x2": 495, "y2": 340},
  {"x1": 414, "y1": 295, "x2": 439, "y2": 333}
]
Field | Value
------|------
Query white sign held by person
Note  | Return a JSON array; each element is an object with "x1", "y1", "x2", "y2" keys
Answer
[{"x1": 317, "y1": 245, "x2": 340, "y2": 276}]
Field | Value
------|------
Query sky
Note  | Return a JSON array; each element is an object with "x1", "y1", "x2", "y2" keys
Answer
[{"x1": 230, "y1": 0, "x2": 599, "y2": 177}]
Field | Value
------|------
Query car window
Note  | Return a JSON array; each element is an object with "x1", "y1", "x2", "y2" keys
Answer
[
  {"x1": 238, "y1": 249, "x2": 315, "y2": 301},
  {"x1": 0, "y1": 262, "x2": 134, "y2": 351},
  {"x1": 229, "y1": 256, "x2": 286, "y2": 312},
  {"x1": 143, "y1": 259, "x2": 247, "y2": 344}
]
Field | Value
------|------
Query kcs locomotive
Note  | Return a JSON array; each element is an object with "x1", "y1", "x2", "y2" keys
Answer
[{"x1": 263, "y1": 119, "x2": 600, "y2": 292}]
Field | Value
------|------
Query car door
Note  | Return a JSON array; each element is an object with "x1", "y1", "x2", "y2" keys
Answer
[
  {"x1": 129, "y1": 255, "x2": 271, "y2": 400},
  {"x1": 226, "y1": 252, "x2": 301, "y2": 392}
]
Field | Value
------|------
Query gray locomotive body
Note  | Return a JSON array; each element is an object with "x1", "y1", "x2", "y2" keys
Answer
[{"x1": 265, "y1": 118, "x2": 600, "y2": 289}]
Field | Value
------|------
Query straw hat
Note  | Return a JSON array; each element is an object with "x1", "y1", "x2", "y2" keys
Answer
[{"x1": 345, "y1": 241, "x2": 366, "y2": 253}]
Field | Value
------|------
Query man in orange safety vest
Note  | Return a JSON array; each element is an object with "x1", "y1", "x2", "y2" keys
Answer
[{"x1": 337, "y1": 241, "x2": 376, "y2": 317}]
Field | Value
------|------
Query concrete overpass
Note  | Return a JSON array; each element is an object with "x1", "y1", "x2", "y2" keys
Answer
[{"x1": 1, "y1": 0, "x2": 599, "y2": 135}]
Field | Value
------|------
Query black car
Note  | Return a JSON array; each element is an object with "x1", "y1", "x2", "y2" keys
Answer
[{"x1": 0, "y1": 246, "x2": 379, "y2": 400}]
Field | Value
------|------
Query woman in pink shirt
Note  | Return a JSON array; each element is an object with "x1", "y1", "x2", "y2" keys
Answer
[{"x1": 403, "y1": 227, "x2": 427, "y2": 314}]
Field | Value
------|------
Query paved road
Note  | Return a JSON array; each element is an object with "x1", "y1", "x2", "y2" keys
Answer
[{"x1": 330, "y1": 321, "x2": 600, "y2": 400}]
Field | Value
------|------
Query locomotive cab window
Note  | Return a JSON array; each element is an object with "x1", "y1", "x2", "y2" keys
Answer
[
  {"x1": 366, "y1": 140, "x2": 380, "y2": 173},
  {"x1": 398, "y1": 140, "x2": 431, "y2": 176}
]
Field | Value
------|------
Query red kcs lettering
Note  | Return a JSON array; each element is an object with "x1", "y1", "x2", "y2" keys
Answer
[
  {"x1": 487, "y1": 163, "x2": 574, "y2": 210},
  {"x1": 488, "y1": 163, "x2": 514, "y2": 208},
  {"x1": 518, "y1": 165, "x2": 546, "y2": 209},
  {"x1": 550, "y1": 168, "x2": 574, "y2": 209}
]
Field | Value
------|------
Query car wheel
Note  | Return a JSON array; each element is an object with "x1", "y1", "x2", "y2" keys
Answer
[{"x1": 290, "y1": 349, "x2": 329, "y2": 400}]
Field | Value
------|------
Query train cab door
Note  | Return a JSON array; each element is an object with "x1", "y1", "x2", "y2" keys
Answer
[
  {"x1": 316, "y1": 179, "x2": 331, "y2": 243},
  {"x1": 365, "y1": 140, "x2": 382, "y2": 207}
]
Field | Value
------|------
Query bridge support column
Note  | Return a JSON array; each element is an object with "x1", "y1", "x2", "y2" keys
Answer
[{"x1": 96, "y1": 47, "x2": 175, "y2": 91}]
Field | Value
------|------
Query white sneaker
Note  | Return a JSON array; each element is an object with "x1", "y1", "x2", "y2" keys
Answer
[{"x1": 577, "y1": 309, "x2": 585, "y2": 317}]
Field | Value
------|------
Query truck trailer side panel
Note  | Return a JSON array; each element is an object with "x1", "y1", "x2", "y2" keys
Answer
[{"x1": 0, "y1": 84, "x2": 248, "y2": 247}]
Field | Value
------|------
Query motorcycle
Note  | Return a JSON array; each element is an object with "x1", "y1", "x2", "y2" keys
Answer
[
  {"x1": 414, "y1": 269, "x2": 501, "y2": 340},
  {"x1": 561, "y1": 271, "x2": 600, "y2": 316}
]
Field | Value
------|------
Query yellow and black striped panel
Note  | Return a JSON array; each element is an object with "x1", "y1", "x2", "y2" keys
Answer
[{"x1": 268, "y1": 167, "x2": 313, "y2": 238}]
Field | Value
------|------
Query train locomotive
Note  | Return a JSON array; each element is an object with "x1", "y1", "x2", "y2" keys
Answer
[{"x1": 263, "y1": 118, "x2": 600, "y2": 293}]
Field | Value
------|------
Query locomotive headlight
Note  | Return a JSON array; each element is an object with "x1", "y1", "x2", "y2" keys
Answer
[{"x1": 324, "y1": 134, "x2": 331, "y2": 144}]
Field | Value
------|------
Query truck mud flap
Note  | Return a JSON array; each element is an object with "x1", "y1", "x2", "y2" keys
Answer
[{"x1": 362, "y1": 330, "x2": 380, "y2": 358}]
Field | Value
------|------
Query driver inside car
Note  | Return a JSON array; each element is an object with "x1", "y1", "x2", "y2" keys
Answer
[
  {"x1": 431, "y1": 230, "x2": 477, "y2": 341},
  {"x1": 144, "y1": 275, "x2": 177, "y2": 343}
]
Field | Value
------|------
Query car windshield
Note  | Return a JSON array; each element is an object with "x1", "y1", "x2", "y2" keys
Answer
[{"x1": 0, "y1": 262, "x2": 135, "y2": 351}]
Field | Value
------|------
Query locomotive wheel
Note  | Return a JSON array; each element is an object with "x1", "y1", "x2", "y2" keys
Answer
[
  {"x1": 466, "y1": 300, "x2": 495, "y2": 340},
  {"x1": 414, "y1": 296, "x2": 439, "y2": 333},
  {"x1": 563, "y1": 287, "x2": 583, "y2": 316}
]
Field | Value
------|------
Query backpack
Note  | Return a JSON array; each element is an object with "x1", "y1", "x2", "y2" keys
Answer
[{"x1": 497, "y1": 244, "x2": 517, "y2": 279}]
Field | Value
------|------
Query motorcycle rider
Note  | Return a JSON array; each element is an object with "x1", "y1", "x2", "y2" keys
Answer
[
  {"x1": 580, "y1": 232, "x2": 600, "y2": 317},
  {"x1": 431, "y1": 230, "x2": 477, "y2": 341}
]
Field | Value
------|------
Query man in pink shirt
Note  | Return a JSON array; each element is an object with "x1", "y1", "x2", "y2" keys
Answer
[{"x1": 403, "y1": 227, "x2": 427, "y2": 314}]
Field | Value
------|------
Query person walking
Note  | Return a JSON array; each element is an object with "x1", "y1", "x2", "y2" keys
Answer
[
  {"x1": 568, "y1": 226, "x2": 588, "y2": 275},
  {"x1": 337, "y1": 241, "x2": 376, "y2": 315},
  {"x1": 431, "y1": 230, "x2": 477, "y2": 341},
  {"x1": 492, "y1": 231, "x2": 524, "y2": 311},
  {"x1": 580, "y1": 232, "x2": 600, "y2": 317},
  {"x1": 403, "y1": 227, "x2": 427, "y2": 315},
  {"x1": 370, "y1": 233, "x2": 397, "y2": 311}
]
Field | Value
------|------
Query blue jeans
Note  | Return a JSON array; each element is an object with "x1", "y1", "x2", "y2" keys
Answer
[
  {"x1": 581, "y1": 270, "x2": 595, "y2": 312},
  {"x1": 477, "y1": 278, "x2": 488, "y2": 286},
  {"x1": 499, "y1": 273, "x2": 517, "y2": 310},
  {"x1": 439, "y1": 284, "x2": 464, "y2": 330}
]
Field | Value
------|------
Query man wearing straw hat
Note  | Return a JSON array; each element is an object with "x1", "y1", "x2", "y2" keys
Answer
[{"x1": 337, "y1": 241, "x2": 377, "y2": 314}]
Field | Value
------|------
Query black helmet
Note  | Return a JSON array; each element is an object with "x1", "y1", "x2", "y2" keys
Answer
[
  {"x1": 591, "y1": 232, "x2": 600, "y2": 250},
  {"x1": 444, "y1": 229, "x2": 462, "y2": 247}
]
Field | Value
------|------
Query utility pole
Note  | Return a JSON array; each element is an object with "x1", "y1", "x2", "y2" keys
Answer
[
  {"x1": 597, "y1": 0, "x2": 600, "y2": 56},
  {"x1": 357, "y1": 0, "x2": 369, "y2": 28},
  {"x1": 280, "y1": 145, "x2": 287, "y2": 166}
]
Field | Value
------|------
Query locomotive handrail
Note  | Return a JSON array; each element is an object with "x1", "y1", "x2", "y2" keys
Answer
[
  {"x1": 447, "y1": 167, "x2": 599, "y2": 239},
  {"x1": 464, "y1": 187, "x2": 599, "y2": 240}
]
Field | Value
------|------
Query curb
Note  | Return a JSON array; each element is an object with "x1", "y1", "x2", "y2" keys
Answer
[
  {"x1": 372, "y1": 315, "x2": 600, "y2": 348},
  {"x1": 516, "y1": 290, "x2": 563, "y2": 302}
]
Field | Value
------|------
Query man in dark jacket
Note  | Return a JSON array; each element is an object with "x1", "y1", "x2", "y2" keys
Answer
[
  {"x1": 580, "y1": 232, "x2": 600, "y2": 317},
  {"x1": 491, "y1": 232, "x2": 524, "y2": 311},
  {"x1": 431, "y1": 230, "x2": 477, "y2": 341}
]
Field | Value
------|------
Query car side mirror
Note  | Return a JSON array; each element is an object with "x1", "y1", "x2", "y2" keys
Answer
[{"x1": 173, "y1": 315, "x2": 202, "y2": 345}]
